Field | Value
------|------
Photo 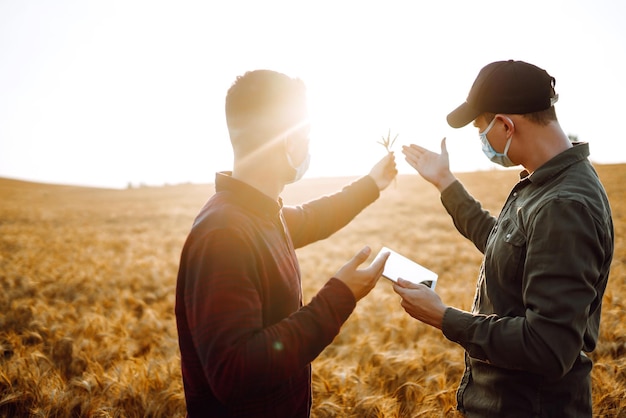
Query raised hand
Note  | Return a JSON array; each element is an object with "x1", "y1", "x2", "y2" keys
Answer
[
  {"x1": 401, "y1": 137, "x2": 456, "y2": 192},
  {"x1": 368, "y1": 153, "x2": 398, "y2": 191}
]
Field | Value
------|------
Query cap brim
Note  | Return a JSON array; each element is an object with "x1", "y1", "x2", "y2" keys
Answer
[{"x1": 446, "y1": 101, "x2": 481, "y2": 129}]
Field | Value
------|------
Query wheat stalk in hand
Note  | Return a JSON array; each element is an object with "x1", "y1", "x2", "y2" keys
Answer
[
  {"x1": 378, "y1": 129, "x2": 398, "y2": 153},
  {"x1": 377, "y1": 129, "x2": 398, "y2": 187}
]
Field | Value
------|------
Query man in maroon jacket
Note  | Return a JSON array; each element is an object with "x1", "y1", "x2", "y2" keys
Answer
[{"x1": 175, "y1": 69, "x2": 397, "y2": 417}]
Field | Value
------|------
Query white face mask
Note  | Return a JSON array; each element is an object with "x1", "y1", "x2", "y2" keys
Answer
[
  {"x1": 286, "y1": 150, "x2": 311, "y2": 183},
  {"x1": 479, "y1": 117, "x2": 516, "y2": 167}
]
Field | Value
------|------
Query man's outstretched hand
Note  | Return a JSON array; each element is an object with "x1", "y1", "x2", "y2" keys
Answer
[
  {"x1": 402, "y1": 138, "x2": 456, "y2": 193},
  {"x1": 334, "y1": 246, "x2": 389, "y2": 301}
]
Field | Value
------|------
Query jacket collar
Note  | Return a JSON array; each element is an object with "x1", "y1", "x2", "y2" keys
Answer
[{"x1": 524, "y1": 142, "x2": 590, "y2": 185}]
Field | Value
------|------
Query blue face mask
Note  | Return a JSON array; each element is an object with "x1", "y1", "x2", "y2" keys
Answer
[
  {"x1": 286, "y1": 151, "x2": 310, "y2": 183},
  {"x1": 479, "y1": 117, "x2": 516, "y2": 167}
]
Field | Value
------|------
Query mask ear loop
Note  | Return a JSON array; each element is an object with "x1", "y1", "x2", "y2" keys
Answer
[
  {"x1": 479, "y1": 116, "x2": 498, "y2": 136},
  {"x1": 285, "y1": 134, "x2": 310, "y2": 169},
  {"x1": 500, "y1": 116, "x2": 515, "y2": 155}
]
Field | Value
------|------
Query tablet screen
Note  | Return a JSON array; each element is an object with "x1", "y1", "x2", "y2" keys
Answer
[{"x1": 375, "y1": 246, "x2": 438, "y2": 290}]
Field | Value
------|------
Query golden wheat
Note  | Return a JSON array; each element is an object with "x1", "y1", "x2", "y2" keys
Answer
[{"x1": 0, "y1": 165, "x2": 624, "y2": 417}]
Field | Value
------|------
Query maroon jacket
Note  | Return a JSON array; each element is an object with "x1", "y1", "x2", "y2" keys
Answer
[{"x1": 175, "y1": 172, "x2": 380, "y2": 417}]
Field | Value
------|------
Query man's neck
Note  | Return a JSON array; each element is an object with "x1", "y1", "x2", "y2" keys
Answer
[
  {"x1": 522, "y1": 122, "x2": 572, "y2": 173},
  {"x1": 232, "y1": 166, "x2": 284, "y2": 201}
]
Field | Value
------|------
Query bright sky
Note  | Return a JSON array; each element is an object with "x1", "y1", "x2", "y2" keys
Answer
[{"x1": 1, "y1": 0, "x2": 625, "y2": 189}]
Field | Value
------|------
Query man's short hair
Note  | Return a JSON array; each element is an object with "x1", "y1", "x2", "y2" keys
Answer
[
  {"x1": 521, "y1": 106, "x2": 557, "y2": 125},
  {"x1": 225, "y1": 70, "x2": 308, "y2": 157},
  {"x1": 483, "y1": 106, "x2": 557, "y2": 126}
]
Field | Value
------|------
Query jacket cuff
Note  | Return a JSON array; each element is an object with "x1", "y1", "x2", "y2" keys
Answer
[
  {"x1": 324, "y1": 277, "x2": 357, "y2": 322},
  {"x1": 355, "y1": 175, "x2": 381, "y2": 201},
  {"x1": 442, "y1": 306, "x2": 474, "y2": 345},
  {"x1": 440, "y1": 179, "x2": 464, "y2": 204}
]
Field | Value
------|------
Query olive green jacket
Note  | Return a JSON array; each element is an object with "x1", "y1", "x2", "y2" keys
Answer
[{"x1": 441, "y1": 143, "x2": 614, "y2": 417}]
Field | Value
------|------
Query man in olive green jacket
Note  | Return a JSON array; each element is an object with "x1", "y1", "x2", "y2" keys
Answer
[{"x1": 397, "y1": 60, "x2": 614, "y2": 417}]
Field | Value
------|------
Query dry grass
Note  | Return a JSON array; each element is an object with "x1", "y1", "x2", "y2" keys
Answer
[{"x1": 0, "y1": 164, "x2": 624, "y2": 417}]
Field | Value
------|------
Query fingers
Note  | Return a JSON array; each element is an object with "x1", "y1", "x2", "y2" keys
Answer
[
  {"x1": 383, "y1": 152, "x2": 397, "y2": 170},
  {"x1": 401, "y1": 144, "x2": 429, "y2": 164},
  {"x1": 350, "y1": 246, "x2": 371, "y2": 267},
  {"x1": 440, "y1": 137, "x2": 448, "y2": 155},
  {"x1": 369, "y1": 251, "x2": 389, "y2": 275},
  {"x1": 401, "y1": 145, "x2": 419, "y2": 167},
  {"x1": 391, "y1": 282, "x2": 412, "y2": 301},
  {"x1": 392, "y1": 282, "x2": 403, "y2": 296},
  {"x1": 385, "y1": 154, "x2": 399, "y2": 176},
  {"x1": 378, "y1": 152, "x2": 395, "y2": 166},
  {"x1": 397, "y1": 278, "x2": 422, "y2": 289},
  {"x1": 393, "y1": 279, "x2": 428, "y2": 300},
  {"x1": 371, "y1": 153, "x2": 396, "y2": 176},
  {"x1": 402, "y1": 144, "x2": 429, "y2": 154}
]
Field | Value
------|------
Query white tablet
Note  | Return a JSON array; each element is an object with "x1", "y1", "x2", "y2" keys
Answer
[{"x1": 375, "y1": 246, "x2": 438, "y2": 290}]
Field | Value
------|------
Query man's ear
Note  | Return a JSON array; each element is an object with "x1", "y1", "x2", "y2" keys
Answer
[{"x1": 498, "y1": 115, "x2": 516, "y2": 137}]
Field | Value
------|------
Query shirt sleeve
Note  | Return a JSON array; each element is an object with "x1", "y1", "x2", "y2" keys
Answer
[
  {"x1": 440, "y1": 180, "x2": 497, "y2": 254},
  {"x1": 282, "y1": 175, "x2": 380, "y2": 248},
  {"x1": 182, "y1": 227, "x2": 356, "y2": 404},
  {"x1": 442, "y1": 198, "x2": 606, "y2": 380}
]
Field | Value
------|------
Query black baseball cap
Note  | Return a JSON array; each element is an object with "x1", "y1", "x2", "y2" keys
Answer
[{"x1": 446, "y1": 60, "x2": 558, "y2": 128}]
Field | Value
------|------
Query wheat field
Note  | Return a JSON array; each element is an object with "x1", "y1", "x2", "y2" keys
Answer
[{"x1": 1, "y1": 164, "x2": 624, "y2": 417}]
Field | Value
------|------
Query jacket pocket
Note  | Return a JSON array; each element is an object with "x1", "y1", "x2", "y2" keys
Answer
[{"x1": 484, "y1": 218, "x2": 527, "y2": 315}]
